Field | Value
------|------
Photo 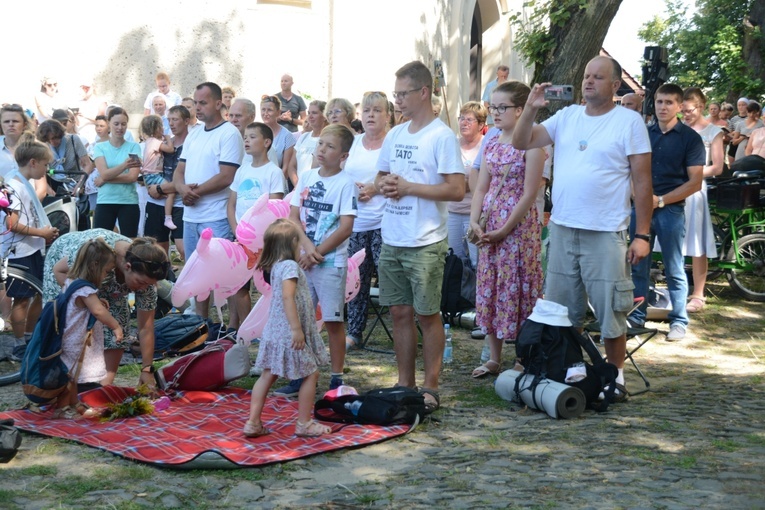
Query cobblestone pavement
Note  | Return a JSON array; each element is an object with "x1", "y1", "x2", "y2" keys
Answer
[{"x1": 1, "y1": 283, "x2": 763, "y2": 509}]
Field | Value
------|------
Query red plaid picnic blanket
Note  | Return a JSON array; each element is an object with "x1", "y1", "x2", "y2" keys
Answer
[{"x1": 0, "y1": 386, "x2": 410, "y2": 468}]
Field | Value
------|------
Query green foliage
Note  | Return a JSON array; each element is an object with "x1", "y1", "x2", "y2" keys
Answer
[
  {"x1": 509, "y1": 0, "x2": 589, "y2": 68},
  {"x1": 638, "y1": 0, "x2": 759, "y2": 101}
]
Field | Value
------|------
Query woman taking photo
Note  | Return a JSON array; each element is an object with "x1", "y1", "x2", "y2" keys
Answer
[
  {"x1": 343, "y1": 92, "x2": 390, "y2": 350},
  {"x1": 92, "y1": 107, "x2": 142, "y2": 237},
  {"x1": 43, "y1": 229, "x2": 170, "y2": 387}
]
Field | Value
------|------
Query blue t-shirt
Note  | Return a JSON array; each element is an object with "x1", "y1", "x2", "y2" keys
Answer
[{"x1": 93, "y1": 140, "x2": 141, "y2": 204}]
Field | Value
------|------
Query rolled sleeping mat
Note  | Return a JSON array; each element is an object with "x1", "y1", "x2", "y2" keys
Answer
[{"x1": 495, "y1": 369, "x2": 586, "y2": 419}]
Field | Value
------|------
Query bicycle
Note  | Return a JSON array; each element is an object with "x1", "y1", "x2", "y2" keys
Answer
[
  {"x1": 651, "y1": 171, "x2": 765, "y2": 301},
  {"x1": 0, "y1": 263, "x2": 44, "y2": 386}
]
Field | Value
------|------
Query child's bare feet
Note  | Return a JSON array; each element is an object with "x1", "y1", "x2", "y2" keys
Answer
[
  {"x1": 295, "y1": 419, "x2": 331, "y2": 437},
  {"x1": 243, "y1": 420, "x2": 270, "y2": 437},
  {"x1": 164, "y1": 215, "x2": 177, "y2": 230}
]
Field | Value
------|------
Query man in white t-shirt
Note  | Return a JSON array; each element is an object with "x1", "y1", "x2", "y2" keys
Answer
[
  {"x1": 166, "y1": 82, "x2": 244, "y2": 318},
  {"x1": 513, "y1": 56, "x2": 653, "y2": 402},
  {"x1": 182, "y1": 97, "x2": 201, "y2": 132},
  {"x1": 374, "y1": 61, "x2": 465, "y2": 414},
  {"x1": 482, "y1": 65, "x2": 509, "y2": 126},
  {"x1": 143, "y1": 71, "x2": 183, "y2": 116}
]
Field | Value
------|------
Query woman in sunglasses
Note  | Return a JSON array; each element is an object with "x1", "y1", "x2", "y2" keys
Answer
[
  {"x1": 34, "y1": 76, "x2": 63, "y2": 122},
  {"x1": 42, "y1": 229, "x2": 170, "y2": 389}
]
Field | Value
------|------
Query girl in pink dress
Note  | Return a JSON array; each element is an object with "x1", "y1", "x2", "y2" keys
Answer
[
  {"x1": 470, "y1": 81, "x2": 545, "y2": 378},
  {"x1": 244, "y1": 219, "x2": 330, "y2": 438}
]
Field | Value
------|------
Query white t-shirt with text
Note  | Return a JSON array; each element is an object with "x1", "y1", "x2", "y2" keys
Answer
[{"x1": 376, "y1": 118, "x2": 464, "y2": 247}]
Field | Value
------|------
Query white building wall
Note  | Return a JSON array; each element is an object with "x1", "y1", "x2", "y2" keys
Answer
[{"x1": 2, "y1": 0, "x2": 532, "y2": 131}]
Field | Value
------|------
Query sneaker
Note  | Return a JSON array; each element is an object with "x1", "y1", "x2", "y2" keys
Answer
[
  {"x1": 627, "y1": 317, "x2": 645, "y2": 329},
  {"x1": 273, "y1": 378, "x2": 303, "y2": 398},
  {"x1": 329, "y1": 376, "x2": 344, "y2": 390},
  {"x1": 9, "y1": 343, "x2": 26, "y2": 362},
  {"x1": 665, "y1": 324, "x2": 686, "y2": 342}
]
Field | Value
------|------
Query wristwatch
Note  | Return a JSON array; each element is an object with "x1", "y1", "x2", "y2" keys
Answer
[
  {"x1": 657, "y1": 195, "x2": 665, "y2": 208},
  {"x1": 633, "y1": 233, "x2": 651, "y2": 243},
  {"x1": 156, "y1": 184, "x2": 165, "y2": 197},
  {"x1": 141, "y1": 365, "x2": 155, "y2": 374}
]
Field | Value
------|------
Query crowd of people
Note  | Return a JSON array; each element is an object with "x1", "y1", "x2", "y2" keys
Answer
[{"x1": 0, "y1": 56, "x2": 752, "y2": 435}]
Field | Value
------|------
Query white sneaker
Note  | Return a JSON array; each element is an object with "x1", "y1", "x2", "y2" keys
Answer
[{"x1": 665, "y1": 324, "x2": 687, "y2": 342}]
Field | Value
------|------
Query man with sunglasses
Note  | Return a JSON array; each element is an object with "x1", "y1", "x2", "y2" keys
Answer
[{"x1": 374, "y1": 61, "x2": 465, "y2": 414}]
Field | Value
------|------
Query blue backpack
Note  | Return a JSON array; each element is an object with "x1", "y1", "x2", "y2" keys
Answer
[{"x1": 20, "y1": 279, "x2": 97, "y2": 405}]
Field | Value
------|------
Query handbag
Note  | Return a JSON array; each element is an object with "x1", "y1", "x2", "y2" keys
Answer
[{"x1": 465, "y1": 154, "x2": 514, "y2": 244}]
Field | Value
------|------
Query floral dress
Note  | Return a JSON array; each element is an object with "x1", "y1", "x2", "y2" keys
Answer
[
  {"x1": 42, "y1": 229, "x2": 157, "y2": 349},
  {"x1": 475, "y1": 136, "x2": 543, "y2": 341},
  {"x1": 254, "y1": 259, "x2": 329, "y2": 379}
]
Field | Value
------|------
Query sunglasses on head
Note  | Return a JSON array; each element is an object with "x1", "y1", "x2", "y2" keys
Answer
[
  {"x1": 261, "y1": 95, "x2": 279, "y2": 104},
  {"x1": 126, "y1": 252, "x2": 170, "y2": 279}
]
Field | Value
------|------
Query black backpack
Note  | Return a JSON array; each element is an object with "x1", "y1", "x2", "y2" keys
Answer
[
  {"x1": 515, "y1": 320, "x2": 618, "y2": 412},
  {"x1": 151, "y1": 314, "x2": 209, "y2": 359},
  {"x1": 314, "y1": 387, "x2": 425, "y2": 428},
  {"x1": 0, "y1": 419, "x2": 22, "y2": 464},
  {"x1": 440, "y1": 249, "x2": 476, "y2": 324}
]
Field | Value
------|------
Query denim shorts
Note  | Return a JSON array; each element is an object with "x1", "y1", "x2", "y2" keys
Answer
[
  {"x1": 545, "y1": 222, "x2": 634, "y2": 338},
  {"x1": 378, "y1": 239, "x2": 448, "y2": 316},
  {"x1": 183, "y1": 218, "x2": 233, "y2": 257}
]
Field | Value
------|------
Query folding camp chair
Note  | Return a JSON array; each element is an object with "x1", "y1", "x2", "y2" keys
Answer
[{"x1": 583, "y1": 298, "x2": 658, "y2": 396}]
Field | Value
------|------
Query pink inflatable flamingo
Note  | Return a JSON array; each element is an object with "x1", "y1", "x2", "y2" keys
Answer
[
  {"x1": 235, "y1": 192, "x2": 292, "y2": 254},
  {"x1": 171, "y1": 228, "x2": 255, "y2": 308}
]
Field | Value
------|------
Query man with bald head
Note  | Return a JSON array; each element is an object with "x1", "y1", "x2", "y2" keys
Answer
[
  {"x1": 621, "y1": 93, "x2": 643, "y2": 113},
  {"x1": 513, "y1": 56, "x2": 653, "y2": 402},
  {"x1": 276, "y1": 74, "x2": 307, "y2": 133}
]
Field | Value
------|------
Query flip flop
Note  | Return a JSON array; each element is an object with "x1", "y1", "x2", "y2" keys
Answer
[
  {"x1": 419, "y1": 388, "x2": 440, "y2": 414},
  {"x1": 471, "y1": 360, "x2": 501, "y2": 378}
]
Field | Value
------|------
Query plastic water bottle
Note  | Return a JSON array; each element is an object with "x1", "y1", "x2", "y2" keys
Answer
[
  {"x1": 344, "y1": 401, "x2": 363, "y2": 416},
  {"x1": 443, "y1": 324, "x2": 453, "y2": 364}
]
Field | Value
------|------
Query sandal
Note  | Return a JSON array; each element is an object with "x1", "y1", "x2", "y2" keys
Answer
[
  {"x1": 419, "y1": 388, "x2": 440, "y2": 415},
  {"x1": 686, "y1": 296, "x2": 706, "y2": 313},
  {"x1": 295, "y1": 419, "x2": 331, "y2": 437},
  {"x1": 243, "y1": 420, "x2": 271, "y2": 437},
  {"x1": 52, "y1": 406, "x2": 82, "y2": 420},
  {"x1": 471, "y1": 360, "x2": 501, "y2": 379}
]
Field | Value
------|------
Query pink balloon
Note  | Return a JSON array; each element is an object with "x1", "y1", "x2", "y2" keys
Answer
[
  {"x1": 171, "y1": 228, "x2": 255, "y2": 308},
  {"x1": 235, "y1": 192, "x2": 292, "y2": 254},
  {"x1": 345, "y1": 248, "x2": 366, "y2": 303}
]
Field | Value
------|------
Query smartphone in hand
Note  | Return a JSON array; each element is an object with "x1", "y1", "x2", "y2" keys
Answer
[{"x1": 544, "y1": 85, "x2": 574, "y2": 102}]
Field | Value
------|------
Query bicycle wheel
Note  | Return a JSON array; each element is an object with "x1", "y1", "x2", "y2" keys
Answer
[
  {"x1": 0, "y1": 265, "x2": 44, "y2": 386},
  {"x1": 726, "y1": 234, "x2": 765, "y2": 302}
]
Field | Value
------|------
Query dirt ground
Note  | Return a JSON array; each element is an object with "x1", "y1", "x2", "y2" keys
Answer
[{"x1": 0, "y1": 280, "x2": 764, "y2": 509}]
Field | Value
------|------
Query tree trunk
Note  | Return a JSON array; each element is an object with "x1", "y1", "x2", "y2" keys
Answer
[
  {"x1": 533, "y1": 0, "x2": 624, "y2": 120},
  {"x1": 743, "y1": 0, "x2": 765, "y2": 95}
]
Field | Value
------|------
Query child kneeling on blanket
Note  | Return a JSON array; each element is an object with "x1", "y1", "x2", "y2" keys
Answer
[{"x1": 244, "y1": 219, "x2": 331, "y2": 438}]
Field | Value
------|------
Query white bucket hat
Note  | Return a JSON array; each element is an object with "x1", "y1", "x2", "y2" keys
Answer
[{"x1": 527, "y1": 298, "x2": 573, "y2": 327}]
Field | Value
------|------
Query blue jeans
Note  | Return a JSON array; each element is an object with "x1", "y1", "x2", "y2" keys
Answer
[
  {"x1": 629, "y1": 205, "x2": 689, "y2": 327},
  {"x1": 183, "y1": 218, "x2": 233, "y2": 258}
]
